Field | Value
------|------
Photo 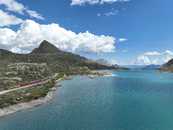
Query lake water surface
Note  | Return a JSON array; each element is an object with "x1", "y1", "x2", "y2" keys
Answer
[{"x1": 0, "y1": 70, "x2": 173, "y2": 130}]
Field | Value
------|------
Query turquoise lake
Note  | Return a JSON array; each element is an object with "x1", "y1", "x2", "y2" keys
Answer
[{"x1": 1, "y1": 70, "x2": 173, "y2": 130}]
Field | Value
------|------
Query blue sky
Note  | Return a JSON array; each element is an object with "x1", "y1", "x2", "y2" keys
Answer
[{"x1": 0, "y1": 0, "x2": 173, "y2": 65}]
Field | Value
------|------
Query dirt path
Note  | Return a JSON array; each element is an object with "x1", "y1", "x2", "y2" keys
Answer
[{"x1": 0, "y1": 80, "x2": 50, "y2": 95}]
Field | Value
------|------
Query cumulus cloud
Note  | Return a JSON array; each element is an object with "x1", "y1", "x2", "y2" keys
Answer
[
  {"x1": 0, "y1": 20, "x2": 116, "y2": 54},
  {"x1": 135, "y1": 50, "x2": 173, "y2": 65},
  {"x1": 0, "y1": 0, "x2": 24, "y2": 14},
  {"x1": 0, "y1": 0, "x2": 44, "y2": 20},
  {"x1": 0, "y1": 28, "x2": 16, "y2": 49},
  {"x1": 0, "y1": 9, "x2": 23, "y2": 27},
  {"x1": 71, "y1": 0, "x2": 130, "y2": 6}
]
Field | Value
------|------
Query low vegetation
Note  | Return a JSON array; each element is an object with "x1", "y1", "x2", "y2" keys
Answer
[
  {"x1": 0, "y1": 40, "x2": 126, "y2": 109},
  {"x1": 0, "y1": 63, "x2": 52, "y2": 91},
  {"x1": 0, "y1": 80, "x2": 55, "y2": 109}
]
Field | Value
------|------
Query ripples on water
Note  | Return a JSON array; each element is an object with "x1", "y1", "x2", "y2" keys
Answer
[{"x1": 0, "y1": 70, "x2": 173, "y2": 130}]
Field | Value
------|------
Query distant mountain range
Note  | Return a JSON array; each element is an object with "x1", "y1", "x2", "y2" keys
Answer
[
  {"x1": 123, "y1": 64, "x2": 161, "y2": 70},
  {"x1": 142, "y1": 64, "x2": 161, "y2": 70},
  {"x1": 0, "y1": 40, "x2": 125, "y2": 74}
]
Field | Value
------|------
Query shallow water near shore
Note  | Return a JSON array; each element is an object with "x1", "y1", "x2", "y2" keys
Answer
[{"x1": 1, "y1": 70, "x2": 173, "y2": 130}]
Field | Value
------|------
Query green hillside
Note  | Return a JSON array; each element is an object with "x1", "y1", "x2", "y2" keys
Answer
[{"x1": 0, "y1": 40, "x2": 123, "y2": 75}]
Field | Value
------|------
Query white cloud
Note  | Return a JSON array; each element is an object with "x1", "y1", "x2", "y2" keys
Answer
[
  {"x1": 118, "y1": 38, "x2": 128, "y2": 42},
  {"x1": 0, "y1": 28, "x2": 16, "y2": 49},
  {"x1": 0, "y1": 9, "x2": 23, "y2": 27},
  {"x1": 71, "y1": 0, "x2": 130, "y2": 6},
  {"x1": 135, "y1": 50, "x2": 173, "y2": 65},
  {"x1": 71, "y1": 0, "x2": 99, "y2": 5},
  {"x1": 109, "y1": 59, "x2": 118, "y2": 65},
  {"x1": 26, "y1": 10, "x2": 44, "y2": 20},
  {"x1": 0, "y1": 20, "x2": 116, "y2": 54},
  {"x1": 97, "y1": 10, "x2": 119, "y2": 17},
  {"x1": 143, "y1": 51, "x2": 161, "y2": 56},
  {"x1": 104, "y1": 11, "x2": 118, "y2": 16},
  {"x1": 100, "y1": 0, "x2": 130, "y2": 4},
  {"x1": 164, "y1": 50, "x2": 173, "y2": 55},
  {"x1": 0, "y1": 0, "x2": 44, "y2": 20},
  {"x1": 0, "y1": 0, "x2": 24, "y2": 14}
]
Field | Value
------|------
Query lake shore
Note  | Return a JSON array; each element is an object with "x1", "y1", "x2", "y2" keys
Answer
[
  {"x1": 0, "y1": 84, "x2": 57, "y2": 118},
  {"x1": 0, "y1": 71, "x2": 113, "y2": 118}
]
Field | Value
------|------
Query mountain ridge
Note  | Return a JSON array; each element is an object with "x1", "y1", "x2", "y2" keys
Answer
[
  {"x1": 0, "y1": 40, "x2": 125, "y2": 74},
  {"x1": 31, "y1": 40, "x2": 62, "y2": 54}
]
